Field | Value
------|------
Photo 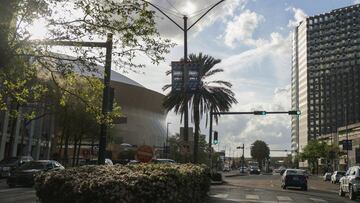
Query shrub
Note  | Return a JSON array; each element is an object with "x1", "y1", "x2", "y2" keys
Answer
[{"x1": 34, "y1": 163, "x2": 210, "y2": 203}]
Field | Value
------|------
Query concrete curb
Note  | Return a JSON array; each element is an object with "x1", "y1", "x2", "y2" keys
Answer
[
  {"x1": 211, "y1": 181, "x2": 223, "y2": 185},
  {"x1": 224, "y1": 173, "x2": 248, "y2": 177}
]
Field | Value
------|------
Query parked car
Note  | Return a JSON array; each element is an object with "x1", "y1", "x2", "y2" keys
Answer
[
  {"x1": 127, "y1": 160, "x2": 140, "y2": 165},
  {"x1": 323, "y1": 172, "x2": 332, "y2": 181},
  {"x1": 6, "y1": 160, "x2": 64, "y2": 187},
  {"x1": 239, "y1": 166, "x2": 248, "y2": 173},
  {"x1": 249, "y1": 166, "x2": 260, "y2": 175},
  {"x1": 223, "y1": 166, "x2": 230, "y2": 172},
  {"x1": 86, "y1": 158, "x2": 113, "y2": 165},
  {"x1": 339, "y1": 166, "x2": 360, "y2": 200},
  {"x1": 152, "y1": 159, "x2": 176, "y2": 164},
  {"x1": 331, "y1": 171, "x2": 345, "y2": 184},
  {"x1": 0, "y1": 156, "x2": 33, "y2": 178},
  {"x1": 275, "y1": 166, "x2": 286, "y2": 173},
  {"x1": 281, "y1": 169, "x2": 308, "y2": 191}
]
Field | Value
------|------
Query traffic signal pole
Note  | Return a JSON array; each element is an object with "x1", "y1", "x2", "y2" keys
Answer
[{"x1": 208, "y1": 110, "x2": 300, "y2": 166}]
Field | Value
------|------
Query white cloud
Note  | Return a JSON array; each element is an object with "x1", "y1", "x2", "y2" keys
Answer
[
  {"x1": 223, "y1": 10, "x2": 265, "y2": 47},
  {"x1": 354, "y1": 0, "x2": 360, "y2": 4},
  {"x1": 287, "y1": 7, "x2": 307, "y2": 28}
]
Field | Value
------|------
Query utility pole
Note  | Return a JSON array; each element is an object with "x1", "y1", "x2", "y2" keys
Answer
[
  {"x1": 166, "y1": 122, "x2": 171, "y2": 158},
  {"x1": 143, "y1": 0, "x2": 225, "y2": 163}
]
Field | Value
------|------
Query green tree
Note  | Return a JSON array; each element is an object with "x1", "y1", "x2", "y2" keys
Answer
[
  {"x1": 1, "y1": 0, "x2": 174, "y2": 116},
  {"x1": 250, "y1": 140, "x2": 270, "y2": 169},
  {"x1": 298, "y1": 140, "x2": 333, "y2": 174},
  {"x1": 163, "y1": 53, "x2": 237, "y2": 163}
]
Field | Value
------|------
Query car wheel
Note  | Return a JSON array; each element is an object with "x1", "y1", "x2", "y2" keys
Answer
[
  {"x1": 302, "y1": 185, "x2": 308, "y2": 191},
  {"x1": 349, "y1": 185, "x2": 357, "y2": 200},
  {"x1": 339, "y1": 185, "x2": 345, "y2": 197}
]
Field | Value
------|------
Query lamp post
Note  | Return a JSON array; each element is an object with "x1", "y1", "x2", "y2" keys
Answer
[{"x1": 142, "y1": 0, "x2": 225, "y2": 163}]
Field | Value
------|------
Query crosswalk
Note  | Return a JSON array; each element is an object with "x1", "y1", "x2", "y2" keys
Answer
[{"x1": 209, "y1": 193, "x2": 331, "y2": 203}]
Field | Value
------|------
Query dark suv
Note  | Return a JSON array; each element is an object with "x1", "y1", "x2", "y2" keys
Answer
[
  {"x1": 281, "y1": 169, "x2": 308, "y2": 191},
  {"x1": 0, "y1": 156, "x2": 33, "y2": 178}
]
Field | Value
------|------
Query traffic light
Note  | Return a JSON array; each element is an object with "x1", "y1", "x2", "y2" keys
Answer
[
  {"x1": 288, "y1": 110, "x2": 301, "y2": 115},
  {"x1": 213, "y1": 131, "x2": 218, "y2": 145},
  {"x1": 254, "y1": 111, "x2": 267, "y2": 115}
]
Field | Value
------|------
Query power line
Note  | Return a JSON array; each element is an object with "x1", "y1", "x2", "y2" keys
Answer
[
  {"x1": 149, "y1": 2, "x2": 183, "y2": 18},
  {"x1": 188, "y1": 2, "x2": 219, "y2": 18},
  {"x1": 166, "y1": 0, "x2": 182, "y2": 15}
]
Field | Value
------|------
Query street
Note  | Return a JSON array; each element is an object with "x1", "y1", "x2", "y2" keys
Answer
[
  {"x1": 0, "y1": 173, "x2": 356, "y2": 203},
  {"x1": 0, "y1": 179, "x2": 37, "y2": 203},
  {"x1": 208, "y1": 172, "x2": 355, "y2": 203}
]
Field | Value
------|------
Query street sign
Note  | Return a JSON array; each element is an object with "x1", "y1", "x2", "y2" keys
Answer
[
  {"x1": 186, "y1": 62, "x2": 201, "y2": 92},
  {"x1": 136, "y1": 145, "x2": 154, "y2": 163},
  {"x1": 171, "y1": 61, "x2": 201, "y2": 93},
  {"x1": 342, "y1": 140, "x2": 352, "y2": 150},
  {"x1": 171, "y1": 61, "x2": 184, "y2": 92}
]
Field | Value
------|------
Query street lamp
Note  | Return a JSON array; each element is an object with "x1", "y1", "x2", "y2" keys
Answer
[{"x1": 143, "y1": 0, "x2": 225, "y2": 164}]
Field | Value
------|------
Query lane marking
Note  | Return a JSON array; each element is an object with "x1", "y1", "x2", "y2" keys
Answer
[
  {"x1": 246, "y1": 194, "x2": 260, "y2": 200},
  {"x1": 277, "y1": 196, "x2": 293, "y2": 201},
  {"x1": 309, "y1": 198, "x2": 328, "y2": 202},
  {"x1": 227, "y1": 199, "x2": 276, "y2": 203},
  {"x1": 0, "y1": 188, "x2": 28, "y2": 193},
  {"x1": 210, "y1": 194, "x2": 229, "y2": 199}
]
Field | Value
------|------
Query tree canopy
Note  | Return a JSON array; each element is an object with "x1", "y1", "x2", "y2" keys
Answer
[{"x1": 250, "y1": 140, "x2": 270, "y2": 169}]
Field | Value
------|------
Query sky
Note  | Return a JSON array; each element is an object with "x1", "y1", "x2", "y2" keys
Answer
[
  {"x1": 27, "y1": 0, "x2": 360, "y2": 158},
  {"x1": 123, "y1": 0, "x2": 360, "y2": 158}
]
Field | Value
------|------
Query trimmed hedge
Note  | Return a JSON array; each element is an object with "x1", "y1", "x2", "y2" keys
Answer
[{"x1": 34, "y1": 164, "x2": 210, "y2": 203}]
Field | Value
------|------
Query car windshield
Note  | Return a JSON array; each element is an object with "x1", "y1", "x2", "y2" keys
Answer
[{"x1": 20, "y1": 162, "x2": 47, "y2": 170}]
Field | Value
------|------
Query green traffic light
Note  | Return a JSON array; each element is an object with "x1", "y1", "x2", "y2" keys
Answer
[
  {"x1": 254, "y1": 111, "x2": 267, "y2": 115},
  {"x1": 213, "y1": 140, "x2": 218, "y2": 145}
]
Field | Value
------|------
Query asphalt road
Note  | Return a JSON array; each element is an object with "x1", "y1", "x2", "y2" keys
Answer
[
  {"x1": 208, "y1": 172, "x2": 356, "y2": 203},
  {"x1": 0, "y1": 179, "x2": 37, "y2": 203},
  {"x1": 0, "y1": 173, "x2": 356, "y2": 203}
]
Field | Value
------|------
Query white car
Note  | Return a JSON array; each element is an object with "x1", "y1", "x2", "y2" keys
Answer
[
  {"x1": 339, "y1": 166, "x2": 360, "y2": 200},
  {"x1": 331, "y1": 171, "x2": 345, "y2": 184}
]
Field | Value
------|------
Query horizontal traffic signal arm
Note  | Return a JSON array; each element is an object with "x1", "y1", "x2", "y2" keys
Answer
[{"x1": 211, "y1": 110, "x2": 301, "y2": 115}]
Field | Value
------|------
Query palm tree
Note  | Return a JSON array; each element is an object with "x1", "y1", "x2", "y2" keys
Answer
[{"x1": 163, "y1": 53, "x2": 237, "y2": 163}]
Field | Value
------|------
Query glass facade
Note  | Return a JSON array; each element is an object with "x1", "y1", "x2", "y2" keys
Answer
[{"x1": 292, "y1": 4, "x2": 360, "y2": 156}]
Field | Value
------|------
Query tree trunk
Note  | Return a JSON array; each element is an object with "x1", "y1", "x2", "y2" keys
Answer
[
  {"x1": 19, "y1": 120, "x2": 27, "y2": 156},
  {"x1": 76, "y1": 134, "x2": 83, "y2": 166},
  {"x1": 193, "y1": 96, "x2": 200, "y2": 164},
  {"x1": 72, "y1": 136, "x2": 78, "y2": 167},
  {"x1": 7, "y1": 103, "x2": 19, "y2": 158},
  {"x1": 63, "y1": 128, "x2": 70, "y2": 167}
]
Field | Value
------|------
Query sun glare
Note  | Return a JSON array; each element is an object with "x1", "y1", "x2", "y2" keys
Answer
[
  {"x1": 181, "y1": 2, "x2": 197, "y2": 16},
  {"x1": 27, "y1": 18, "x2": 49, "y2": 40}
]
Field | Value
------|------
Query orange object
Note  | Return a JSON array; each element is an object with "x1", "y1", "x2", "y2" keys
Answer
[{"x1": 136, "y1": 145, "x2": 154, "y2": 163}]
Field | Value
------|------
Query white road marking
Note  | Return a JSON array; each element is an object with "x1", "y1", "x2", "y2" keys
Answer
[
  {"x1": 227, "y1": 199, "x2": 276, "y2": 203},
  {"x1": 246, "y1": 194, "x2": 260, "y2": 200},
  {"x1": 210, "y1": 194, "x2": 229, "y2": 199},
  {"x1": 277, "y1": 196, "x2": 293, "y2": 201},
  {"x1": 0, "y1": 188, "x2": 27, "y2": 193},
  {"x1": 309, "y1": 198, "x2": 328, "y2": 202}
]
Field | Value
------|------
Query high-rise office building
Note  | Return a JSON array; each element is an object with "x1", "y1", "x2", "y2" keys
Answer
[{"x1": 291, "y1": 4, "x2": 360, "y2": 158}]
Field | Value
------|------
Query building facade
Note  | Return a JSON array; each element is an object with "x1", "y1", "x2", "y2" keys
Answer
[
  {"x1": 0, "y1": 68, "x2": 167, "y2": 161},
  {"x1": 292, "y1": 4, "x2": 360, "y2": 161}
]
